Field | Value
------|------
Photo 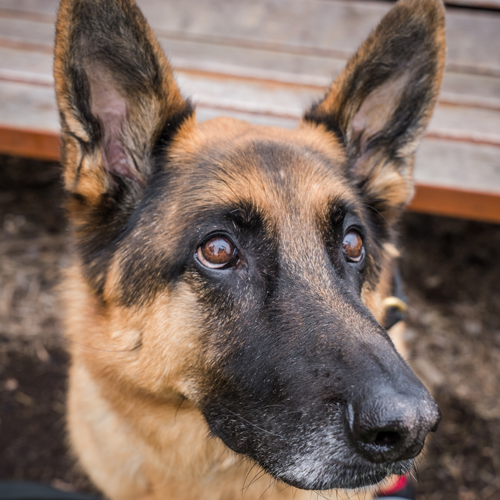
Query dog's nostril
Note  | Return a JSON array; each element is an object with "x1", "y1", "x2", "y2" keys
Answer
[
  {"x1": 373, "y1": 430, "x2": 401, "y2": 448},
  {"x1": 351, "y1": 424, "x2": 413, "y2": 463}
]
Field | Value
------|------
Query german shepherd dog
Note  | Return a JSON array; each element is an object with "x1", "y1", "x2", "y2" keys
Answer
[{"x1": 54, "y1": 0, "x2": 445, "y2": 498}]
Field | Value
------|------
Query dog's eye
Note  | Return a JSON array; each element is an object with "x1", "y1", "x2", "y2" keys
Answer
[
  {"x1": 197, "y1": 236, "x2": 237, "y2": 269},
  {"x1": 343, "y1": 230, "x2": 364, "y2": 263}
]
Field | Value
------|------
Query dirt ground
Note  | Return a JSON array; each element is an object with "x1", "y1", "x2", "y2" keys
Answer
[{"x1": 0, "y1": 154, "x2": 499, "y2": 499}]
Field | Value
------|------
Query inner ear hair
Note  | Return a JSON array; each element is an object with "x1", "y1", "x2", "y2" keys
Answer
[
  {"x1": 87, "y1": 66, "x2": 140, "y2": 181},
  {"x1": 350, "y1": 71, "x2": 412, "y2": 156}
]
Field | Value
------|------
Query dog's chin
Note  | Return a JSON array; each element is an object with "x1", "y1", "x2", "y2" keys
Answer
[
  {"x1": 206, "y1": 406, "x2": 415, "y2": 492},
  {"x1": 268, "y1": 458, "x2": 414, "y2": 491}
]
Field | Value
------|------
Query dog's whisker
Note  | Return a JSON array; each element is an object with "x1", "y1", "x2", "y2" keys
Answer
[
  {"x1": 173, "y1": 397, "x2": 186, "y2": 425},
  {"x1": 257, "y1": 477, "x2": 276, "y2": 500},
  {"x1": 244, "y1": 467, "x2": 267, "y2": 493},
  {"x1": 216, "y1": 403, "x2": 283, "y2": 438},
  {"x1": 242, "y1": 461, "x2": 259, "y2": 492}
]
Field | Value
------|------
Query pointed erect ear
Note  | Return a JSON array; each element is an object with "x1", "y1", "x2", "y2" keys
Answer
[
  {"x1": 303, "y1": 0, "x2": 446, "y2": 219},
  {"x1": 54, "y1": 0, "x2": 194, "y2": 202}
]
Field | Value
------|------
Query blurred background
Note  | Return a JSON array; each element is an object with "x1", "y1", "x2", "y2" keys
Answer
[{"x1": 0, "y1": 0, "x2": 499, "y2": 499}]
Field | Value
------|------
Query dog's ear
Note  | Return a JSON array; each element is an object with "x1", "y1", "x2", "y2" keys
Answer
[
  {"x1": 54, "y1": 0, "x2": 194, "y2": 294},
  {"x1": 54, "y1": 0, "x2": 193, "y2": 206},
  {"x1": 303, "y1": 0, "x2": 445, "y2": 220}
]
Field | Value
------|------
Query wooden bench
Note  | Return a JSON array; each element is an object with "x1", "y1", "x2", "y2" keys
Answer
[{"x1": 1, "y1": 0, "x2": 499, "y2": 222}]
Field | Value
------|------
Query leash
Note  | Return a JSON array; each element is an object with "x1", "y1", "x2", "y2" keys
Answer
[{"x1": 381, "y1": 266, "x2": 408, "y2": 330}]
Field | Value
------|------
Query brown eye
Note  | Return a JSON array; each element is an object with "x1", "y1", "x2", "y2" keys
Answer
[
  {"x1": 197, "y1": 236, "x2": 236, "y2": 269},
  {"x1": 342, "y1": 230, "x2": 364, "y2": 262}
]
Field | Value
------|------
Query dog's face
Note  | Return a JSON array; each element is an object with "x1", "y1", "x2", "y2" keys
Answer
[{"x1": 54, "y1": 0, "x2": 446, "y2": 491}]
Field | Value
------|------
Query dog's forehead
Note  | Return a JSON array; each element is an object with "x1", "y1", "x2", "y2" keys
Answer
[{"x1": 169, "y1": 117, "x2": 354, "y2": 217}]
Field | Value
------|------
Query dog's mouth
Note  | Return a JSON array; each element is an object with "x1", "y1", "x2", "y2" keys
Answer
[
  {"x1": 273, "y1": 456, "x2": 414, "y2": 491},
  {"x1": 241, "y1": 428, "x2": 414, "y2": 491},
  {"x1": 204, "y1": 401, "x2": 416, "y2": 491}
]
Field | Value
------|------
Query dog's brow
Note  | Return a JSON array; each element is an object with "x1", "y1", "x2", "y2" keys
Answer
[
  {"x1": 225, "y1": 203, "x2": 265, "y2": 229},
  {"x1": 319, "y1": 195, "x2": 359, "y2": 224}
]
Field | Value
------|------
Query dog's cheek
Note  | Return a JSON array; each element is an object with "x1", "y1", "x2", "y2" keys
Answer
[
  {"x1": 76, "y1": 282, "x2": 206, "y2": 402},
  {"x1": 137, "y1": 285, "x2": 211, "y2": 400}
]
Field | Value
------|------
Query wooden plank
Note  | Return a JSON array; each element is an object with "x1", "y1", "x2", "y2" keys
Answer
[
  {"x1": 158, "y1": 38, "x2": 346, "y2": 88},
  {"x1": 0, "y1": 48, "x2": 54, "y2": 83},
  {"x1": 444, "y1": 0, "x2": 500, "y2": 8},
  {"x1": 427, "y1": 104, "x2": 500, "y2": 147},
  {"x1": 0, "y1": 0, "x2": 57, "y2": 17},
  {"x1": 0, "y1": 80, "x2": 59, "y2": 132},
  {"x1": 0, "y1": 125, "x2": 59, "y2": 160},
  {"x1": 1, "y1": 0, "x2": 500, "y2": 76},
  {"x1": 195, "y1": 107, "x2": 299, "y2": 130},
  {"x1": 441, "y1": 72, "x2": 500, "y2": 111},
  {"x1": 415, "y1": 139, "x2": 500, "y2": 194},
  {"x1": 0, "y1": 16, "x2": 53, "y2": 51},
  {"x1": 339, "y1": 0, "x2": 500, "y2": 10},
  {"x1": 409, "y1": 185, "x2": 500, "y2": 224}
]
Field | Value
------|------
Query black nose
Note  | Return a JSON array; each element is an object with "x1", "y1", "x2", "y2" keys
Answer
[{"x1": 348, "y1": 395, "x2": 441, "y2": 463}]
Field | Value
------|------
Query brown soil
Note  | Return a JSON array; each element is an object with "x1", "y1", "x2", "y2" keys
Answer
[{"x1": 0, "y1": 154, "x2": 499, "y2": 499}]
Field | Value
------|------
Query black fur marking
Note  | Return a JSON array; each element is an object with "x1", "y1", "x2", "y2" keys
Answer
[
  {"x1": 151, "y1": 100, "x2": 194, "y2": 161},
  {"x1": 360, "y1": 24, "x2": 438, "y2": 159},
  {"x1": 63, "y1": 127, "x2": 90, "y2": 186},
  {"x1": 189, "y1": 203, "x2": 280, "y2": 307},
  {"x1": 73, "y1": 175, "x2": 139, "y2": 296},
  {"x1": 67, "y1": 66, "x2": 101, "y2": 145},
  {"x1": 303, "y1": 105, "x2": 346, "y2": 146},
  {"x1": 317, "y1": 194, "x2": 390, "y2": 298}
]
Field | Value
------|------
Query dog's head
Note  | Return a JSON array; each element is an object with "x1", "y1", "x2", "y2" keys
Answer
[{"x1": 55, "y1": 0, "x2": 445, "y2": 491}]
